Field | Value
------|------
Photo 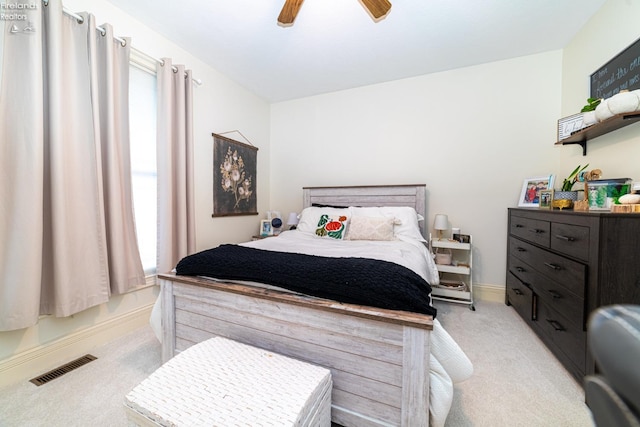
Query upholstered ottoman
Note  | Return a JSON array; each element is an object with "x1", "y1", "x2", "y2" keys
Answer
[{"x1": 124, "y1": 337, "x2": 332, "y2": 426}]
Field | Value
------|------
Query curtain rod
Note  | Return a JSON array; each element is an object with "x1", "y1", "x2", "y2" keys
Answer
[{"x1": 42, "y1": 1, "x2": 203, "y2": 85}]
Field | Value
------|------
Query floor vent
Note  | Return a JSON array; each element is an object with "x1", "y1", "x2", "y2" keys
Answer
[{"x1": 29, "y1": 354, "x2": 98, "y2": 386}]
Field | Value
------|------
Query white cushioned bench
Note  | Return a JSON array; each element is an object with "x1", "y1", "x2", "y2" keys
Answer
[{"x1": 124, "y1": 337, "x2": 332, "y2": 426}]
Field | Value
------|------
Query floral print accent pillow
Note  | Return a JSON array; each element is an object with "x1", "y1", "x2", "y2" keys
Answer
[{"x1": 315, "y1": 214, "x2": 348, "y2": 239}]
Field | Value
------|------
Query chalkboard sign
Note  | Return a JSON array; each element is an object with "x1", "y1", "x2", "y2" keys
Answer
[{"x1": 590, "y1": 36, "x2": 640, "y2": 99}]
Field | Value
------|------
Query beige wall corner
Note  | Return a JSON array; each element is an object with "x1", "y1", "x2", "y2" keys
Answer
[{"x1": 474, "y1": 283, "x2": 506, "y2": 304}]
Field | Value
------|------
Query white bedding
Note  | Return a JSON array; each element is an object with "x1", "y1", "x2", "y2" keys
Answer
[
  {"x1": 240, "y1": 230, "x2": 473, "y2": 426},
  {"x1": 241, "y1": 230, "x2": 441, "y2": 286},
  {"x1": 151, "y1": 230, "x2": 473, "y2": 426}
]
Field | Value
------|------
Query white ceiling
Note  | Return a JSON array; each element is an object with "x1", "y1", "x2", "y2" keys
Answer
[{"x1": 105, "y1": 0, "x2": 607, "y2": 103}]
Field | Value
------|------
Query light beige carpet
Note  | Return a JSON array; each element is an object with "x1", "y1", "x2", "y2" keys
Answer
[
  {"x1": 0, "y1": 300, "x2": 594, "y2": 426},
  {"x1": 0, "y1": 326, "x2": 161, "y2": 427},
  {"x1": 438, "y1": 300, "x2": 594, "y2": 427}
]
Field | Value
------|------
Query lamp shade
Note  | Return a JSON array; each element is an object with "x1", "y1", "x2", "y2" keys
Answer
[
  {"x1": 287, "y1": 212, "x2": 299, "y2": 226},
  {"x1": 433, "y1": 214, "x2": 448, "y2": 231}
]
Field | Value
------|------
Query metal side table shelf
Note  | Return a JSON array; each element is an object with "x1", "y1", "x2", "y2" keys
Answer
[{"x1": 430, "y1": 234, "x2": 475, "y2": 311}]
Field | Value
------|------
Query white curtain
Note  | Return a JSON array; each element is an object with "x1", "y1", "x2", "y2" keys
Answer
[
  {"x1": 156, "y1": 59, "x2": 196, "y2": 274},
  {"x1": 0, "y1": 0, "x2": 145, "y2": 331},
  {"x1": 93, "y1": 23, "x2": 146, "y2": 294},
  {"x1": 0, "y1": 1, "x2": 45, "y2": 331}
]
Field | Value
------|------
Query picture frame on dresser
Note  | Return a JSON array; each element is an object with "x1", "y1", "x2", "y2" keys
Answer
[
  {"x1": 539, "y1": 189, "x2": 554, "y2": 209},
  {"x1": 518, "y1": 175, "x2": 554, "y2": 207}
]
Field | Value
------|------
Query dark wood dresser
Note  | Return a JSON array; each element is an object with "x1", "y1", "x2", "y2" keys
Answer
[{"x1": 506, "y1": 207, "x2": 640, "y2": 382}]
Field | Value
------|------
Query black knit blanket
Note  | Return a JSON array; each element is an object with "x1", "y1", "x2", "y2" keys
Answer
[{"x1": 176, "y1": 244, "x2": 436, "y2": 317}]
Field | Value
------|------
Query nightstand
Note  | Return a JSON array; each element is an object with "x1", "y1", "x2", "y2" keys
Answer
[
  {"x1": 430, "y1": 234, "x2": 474, "y2": 310},
  {"x1": 251, "y1": 235, "x2": 276, "y2": 241}
]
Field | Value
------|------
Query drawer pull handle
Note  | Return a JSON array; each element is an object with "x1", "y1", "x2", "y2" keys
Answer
[
  {"x1": 528, "y1": 228, "x2": 545, "y2": 234},
  {"x1": 516, "y1": 266, "x2": 525, "y2": 272},
  {"x1": 555, "y1": 234, "x2": 575, "y2": 242},
  {"x1": 548, "y1": 290, "x2": 562, "y2": 299},
  {"x1": 515, "y1": 224, "x2": 523, "y2": 228},
  {"x1": 516, "y1": 247, "x2": 526, "y2": 252},
  {"x1": 544, "y1": 262, "x2": 561, "y2": 271},
  {"x1": 546, "y1": 319, "x2": 565, "y2": 331},
  {"x1": 513, "y1": 289, "x2": 523, "y2": 296}
]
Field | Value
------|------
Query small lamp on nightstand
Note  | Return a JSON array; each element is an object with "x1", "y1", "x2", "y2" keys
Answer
[
  {"x1": 433, "y1": 214, "x2": 449, "y2": 240},
  {"x1": 287, "y1": 212, "x2": 299, "y2": 230}
]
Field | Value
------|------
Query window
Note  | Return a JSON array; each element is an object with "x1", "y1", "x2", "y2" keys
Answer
[{"x1": 129, "y1": 65, "x2": 157, "y2": 274}]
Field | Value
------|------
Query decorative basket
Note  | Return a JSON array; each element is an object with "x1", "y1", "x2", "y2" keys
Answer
[{"x1": 435, "y1": 248, "x2": 452, "y2": 265}]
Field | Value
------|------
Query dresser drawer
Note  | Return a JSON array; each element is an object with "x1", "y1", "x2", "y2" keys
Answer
[
  {"x1": 508, "y1": 255, "x2": 584, "y2": 329},
  {"x1": 506, "y1": 272, "x2": 535, "y2": 321},
  {"x1": 508, "y1": 207, "x2": 640, "y2": 382},
  {"x1": 537, "y1": 298, "x2": 586, "y2": 372},
  {"x1": 508, "y1": 236, "x2": 585, "y2": 299},
  {"x1": 550, "y1": 222, "x2": 590, "y2": 261},
  {"x1": 510, "y1": 215, "x2": 550, "y2": 247}
]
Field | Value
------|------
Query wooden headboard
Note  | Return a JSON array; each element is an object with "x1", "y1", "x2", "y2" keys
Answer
[{"x1": 302, "y1": 184, "x2": 427, "y2": 238}]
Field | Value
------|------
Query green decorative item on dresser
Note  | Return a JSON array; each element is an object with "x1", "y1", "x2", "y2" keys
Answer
[
  {"x1": 587, "y1": 179, "x2": 632, "y2": 210},
  {"x1": 561, "y1": 164, "x2": 589, "y2": 191}
]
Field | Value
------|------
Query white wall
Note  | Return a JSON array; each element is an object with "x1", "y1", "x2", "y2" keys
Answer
[
  {"x1": 0, "y1": 0, "x2": 270, "y2": 385},
  {"x1": 560, "y1": 0, "x2": 640, "y2": 179},
  {"x1": 270, "y1": 51, "x2": 564, "y2": 288},
  {"x1": 6, "y1": 0, "x2": 638, "y2": 386}
]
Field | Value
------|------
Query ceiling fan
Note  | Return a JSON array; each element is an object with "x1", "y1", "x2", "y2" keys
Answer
[{"x1": 278, "y1": 0, "x2": 392, "y2": 26}]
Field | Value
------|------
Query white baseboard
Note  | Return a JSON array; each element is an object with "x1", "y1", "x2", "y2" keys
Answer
[
  {"x1": 474, "y1": 283, "x2": 505, "y2": 303},
  {"x1": 0, "y1": 303, "x2": 154, "y2": 388}
]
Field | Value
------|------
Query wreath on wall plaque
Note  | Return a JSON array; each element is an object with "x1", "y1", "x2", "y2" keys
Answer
[{"x1": 212, "y1": 132, "x2": 258, "y2": 217}]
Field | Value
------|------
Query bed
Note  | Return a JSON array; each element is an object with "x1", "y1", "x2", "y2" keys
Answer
[{"x1": 156, "y1": 184, "x2": 472, "y2": 427}]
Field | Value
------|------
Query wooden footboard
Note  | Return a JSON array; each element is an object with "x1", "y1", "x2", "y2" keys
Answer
[{"x1": 159, "y1": 273, "x2": 433, "y2": 427}]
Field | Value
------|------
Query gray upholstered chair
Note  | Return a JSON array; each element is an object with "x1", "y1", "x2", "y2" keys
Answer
[{"x1": 585, "y1": 305, "x2": 640, "y2": 427}]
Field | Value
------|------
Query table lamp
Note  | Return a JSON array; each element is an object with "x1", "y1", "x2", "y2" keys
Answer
[
  {"x1": 433, "y1": 214, "x2": 449, "y2": 240},
  {"x1": 287, "y1": 212, "x2": 299, "y2": 230}
]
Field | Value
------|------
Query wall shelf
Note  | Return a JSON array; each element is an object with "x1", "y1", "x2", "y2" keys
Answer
[{"x1": 555, "y1": 110, "x2": 640, "y2": 156}]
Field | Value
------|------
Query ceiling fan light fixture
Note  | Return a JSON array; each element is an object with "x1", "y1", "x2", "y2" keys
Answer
[
  {"x1": 360, "y1": 0, "x2": 392, "y2": 19},
  {"x1": 278, "y1": 0, "x2": 304, "y2": 26},
  {"x1": 278, "y1": 0, "x2": 392, "y2": 26}
]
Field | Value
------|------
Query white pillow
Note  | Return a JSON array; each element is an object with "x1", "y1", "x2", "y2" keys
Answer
[
  {"x1": 349, "y1": 206, "x2": 426, "y2": 242},
  {"x1": 346, "y1": 216, "x2": 396, "y2": 241},
  {"x1": 297, "y1": 206, "x2": 351, "y2": 235}
]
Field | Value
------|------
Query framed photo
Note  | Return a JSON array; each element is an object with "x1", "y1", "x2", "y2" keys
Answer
[
  {"x1": 260, "y1": 219, "x2": 272, "y2": 237},
  {"x1": 212, "y1": 133, "x2": 258, "y2": 217},
  {"x1": 518, "y1": 175, "x2": 554, "y2": 207},
  {"x1": 538, "y1": 189, "x2": 554, "y2": 209}
]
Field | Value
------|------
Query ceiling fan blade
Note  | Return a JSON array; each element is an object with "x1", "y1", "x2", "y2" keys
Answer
[
  {"x1": 361, "y1": 0, "x2": 392, "y2": 19},
  {"x1": 278, "y1": 0, "x2": 305, "y2": 25}
]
